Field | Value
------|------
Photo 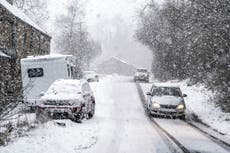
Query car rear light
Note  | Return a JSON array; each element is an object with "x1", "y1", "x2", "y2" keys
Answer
[
  {"x1": 38, "y1": 106, "x2": 45, "y2": 111},
  {"x1": 72, "y1": 107, "x2": 81, "y2": 113}
]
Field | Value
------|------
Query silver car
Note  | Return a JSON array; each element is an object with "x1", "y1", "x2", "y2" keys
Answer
[
  {"x1": 146, "y1": 85, "x2": 187, "y2": 119},
  {"x1": 134, "y1": 69, "x2": 149, "y2": 82}
]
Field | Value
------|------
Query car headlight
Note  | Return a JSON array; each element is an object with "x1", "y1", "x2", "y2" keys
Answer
[
  {"x1": 177, "y1": 104, "x2": 185, "y2": 110},
  {"x1": 152, "y1": 102, "x2": 160, "y2": 109}
]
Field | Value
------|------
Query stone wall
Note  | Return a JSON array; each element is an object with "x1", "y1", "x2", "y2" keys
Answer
[{"x1": 0, "y1": 4, "x2": 51, "y2": 101}]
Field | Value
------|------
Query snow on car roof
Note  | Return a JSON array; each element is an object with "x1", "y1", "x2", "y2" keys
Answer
[
  {"x1": 0, "y1": 0, "x2": 49, "y2": 36},
  {"x1": 41, "y1": 79, "x2": 87, "y2": 100},
  {"x1": 21, "y1": 54, "x2": 73, "y2": 62}
]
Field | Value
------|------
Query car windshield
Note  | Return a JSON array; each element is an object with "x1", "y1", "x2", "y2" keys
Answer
[
  {"x1": 137, "y1": 69, "x2": 147, "y2": 73},
  {"x1": 151, "y1": 87, "x2": 181, "y2": 97}
]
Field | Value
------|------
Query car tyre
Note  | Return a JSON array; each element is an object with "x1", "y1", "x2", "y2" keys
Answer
[
  {"x1": 88, "y1": 103, "x2": 95, "y2": 119},
  {"x1": 72, "y1": 112, "x2": 84, "y2": 123},
  {"x1": 146, "y1": 107, "x2": 150, "y2": 116},
  {"x1": 180, "y1": 115, "x2": 186, "y2": 120}
]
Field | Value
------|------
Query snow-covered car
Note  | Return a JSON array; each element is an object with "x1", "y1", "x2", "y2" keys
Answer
[
  {"x1": 146, "y1": 85, "x2": 187, "y2": 119},
  {"x1": 134, "y1": 69, "x2": 149, "y2": 82},
  {"x1": 36, "y1": 79, "x2": 95, "y2": 123},
  {"x1": 83, "y1": 71, "x2": 99, "y2": 82}
]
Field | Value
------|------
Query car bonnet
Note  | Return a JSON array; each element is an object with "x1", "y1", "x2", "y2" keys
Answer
[{"x1": 151, "y1": 96, "x2": 183, "y2": 105}]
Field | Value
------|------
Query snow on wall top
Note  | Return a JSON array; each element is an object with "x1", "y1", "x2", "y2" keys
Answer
[
  {"x1": 0, "y1": 0, "x2": 49, "y2": 36},
  {"x1": 0, "y1": 50, "x2": 11, "y2": 58}
]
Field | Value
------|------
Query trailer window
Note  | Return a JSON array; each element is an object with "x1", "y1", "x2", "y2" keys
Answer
[{"x1": 27, "y1": 68, "x2": 44, "y2": 78}]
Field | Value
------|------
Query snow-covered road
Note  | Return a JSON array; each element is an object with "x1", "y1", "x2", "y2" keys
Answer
[
  {"x1": 153, "y1": 118, "x2": 229, "y2": 153},
  {"x1": 1, "y1": 76, "x2": 229, "y2": 153},
  {"x1": 0, "y1": 76, "x2": 172, "y2": 153},
  {"x1": 84, "y1": 76, "x2": 172, "y2": 153}
]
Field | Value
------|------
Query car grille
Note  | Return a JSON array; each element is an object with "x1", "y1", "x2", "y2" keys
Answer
[
  {"x1": 160, "y1": 104, "x2": 177, "y2": 109},
  {"x1": 43, "y1": 100, "x2": 71, "y2": 106}
]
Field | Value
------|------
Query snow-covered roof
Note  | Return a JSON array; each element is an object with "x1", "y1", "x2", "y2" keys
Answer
[
  {"x1": 0, "y1": 50, "x2": 11, "y2": 58},
  {"x1": 102, "y1": 56, "x2": 135, "y2": 68},
  {"x1": 112, "y1": 57, "x2": 129, "y2": 65},
  {"x1": 0, "y1": 0, "x2": 50, "y2": 36},
  {"x1": 21, "y1": 54, "x2": 73, "y2": 62}
]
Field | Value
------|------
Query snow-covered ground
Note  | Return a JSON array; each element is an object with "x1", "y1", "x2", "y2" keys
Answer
[
  {"x1": 0, "y1": 76, "x2": 172, "y2": 153},
  {"x1": 1, "y1": 76, "x2": 229, "y2": 153},
  {"x1": 140, "y1": 80, "x2": 230, "y2": 137}
]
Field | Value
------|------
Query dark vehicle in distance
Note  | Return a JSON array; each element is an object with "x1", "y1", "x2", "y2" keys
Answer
[{"x1": 146, "y1": 85, "x2": 187, "y2": 119}]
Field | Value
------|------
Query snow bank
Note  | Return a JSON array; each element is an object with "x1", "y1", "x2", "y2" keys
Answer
[
  {"x1": 0, "y1": 76, "x2": 113, "y2": 153},
  {"x1": 0, "y1": 120, "x2": 99, "y2": 153},
  {"x1": 179, "y1": 81, "x2": 230, "y2": 137}
]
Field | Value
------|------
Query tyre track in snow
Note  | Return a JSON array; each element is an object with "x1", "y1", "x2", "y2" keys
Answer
[
  {"x1": 136, "y1": 83, "x2": 190, "y2": 153},
  {"x1": 136, "y1": 82, "x2": 230, "y2": 153},
  {"x1": 185, "y1": 121, "x2": 230, "y2": 151}
]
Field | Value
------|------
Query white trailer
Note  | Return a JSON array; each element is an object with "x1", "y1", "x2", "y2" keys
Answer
[{"x1": 21, "y1": 54, "x2": 75, "y2": 106}]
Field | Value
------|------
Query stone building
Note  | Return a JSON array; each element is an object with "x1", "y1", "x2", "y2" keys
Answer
[
  {"x1": 97, "y1": 57, "x2": 136, "y2": 76},
  {"x1": 0, "y1": 0, "x2": 51, "y2": 101}
]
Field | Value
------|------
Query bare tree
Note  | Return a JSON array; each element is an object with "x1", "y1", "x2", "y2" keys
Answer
[
  {"x1": 54, "y1": 0, "x2": 101, "y2": 77},
  {"x1": 12, "y1": 0, "x2": 49, "y2": 28}
]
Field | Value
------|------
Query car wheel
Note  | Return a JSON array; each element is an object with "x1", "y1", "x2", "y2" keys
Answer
[
  {"x1": 180, "y1": 115, "x2": 186, "y2": 120},
  {"x1": 146, "y1": 108, "x2": 150, "y2": 116},
  {"x1": 72, "y1": 112, "x2": 84, "y2": 123},
  {"x1": 88, "y1": 103, "x2": 95, "y2": 119}
]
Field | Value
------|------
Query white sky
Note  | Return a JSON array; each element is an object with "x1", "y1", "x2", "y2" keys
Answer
[{"x1": 47, "y1": 0, "x2": 154, "y2": 70}]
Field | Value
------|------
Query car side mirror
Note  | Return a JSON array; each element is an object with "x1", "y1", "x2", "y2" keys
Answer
[
  {"x1": 182, "y1": 94, "x2": 187, "y2": 97},
  {"x1": 146, "y1": 92, "x2": 152, "y2": 96}
]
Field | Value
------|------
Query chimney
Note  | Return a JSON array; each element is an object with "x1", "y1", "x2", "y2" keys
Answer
[{"x1": 6, "y1": 0, "x2": 13, "y2": 5}]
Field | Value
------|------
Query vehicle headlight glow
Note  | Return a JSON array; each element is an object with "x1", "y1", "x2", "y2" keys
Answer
[
  {"x1": 152, "y1": 102, "x2": 160, "y2": 109},
  {"x1": 177, "y1": 104, "x2": 184, "y2": 110}
]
